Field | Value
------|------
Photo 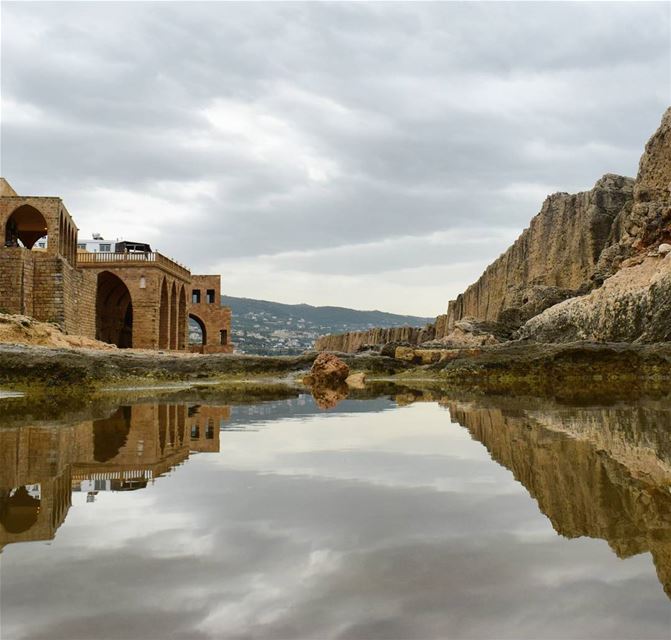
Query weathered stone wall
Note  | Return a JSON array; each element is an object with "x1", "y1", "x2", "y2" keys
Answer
[
  {"x1": 0, "y1": 248, "x2": 34, "y2": 316},
  {"x1": 187, "y1": 274, "x2": 233, "y2": 354},
  {"x1": 315, "y1": 324, "x2": 434, "y2": 353}
]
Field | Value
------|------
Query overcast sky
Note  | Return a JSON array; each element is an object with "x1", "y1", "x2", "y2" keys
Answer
[{"x1": 1, "y1": 2, "x2": 669, "y2": 315}]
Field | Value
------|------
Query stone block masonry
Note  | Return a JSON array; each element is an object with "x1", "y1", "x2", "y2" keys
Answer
[
  {"x1": 0, "y1": 179, "x2": 233, "y2": 351},
  {"x1": 187, "y1": 274, "x2": 233, "y2": 354}
]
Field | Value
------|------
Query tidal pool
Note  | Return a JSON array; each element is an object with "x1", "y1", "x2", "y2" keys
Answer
[{"x1": 0, "y1": 389, "x2": 670, "y2": 639}]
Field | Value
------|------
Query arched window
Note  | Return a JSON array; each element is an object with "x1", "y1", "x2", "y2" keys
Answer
[{"x1": 4, "y1": 205, "x2": 48, "y2": 250}]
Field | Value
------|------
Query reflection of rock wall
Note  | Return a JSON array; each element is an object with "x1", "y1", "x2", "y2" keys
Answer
[{"x1": 447, "y1": 399, "x2": 671, "y2": 598}]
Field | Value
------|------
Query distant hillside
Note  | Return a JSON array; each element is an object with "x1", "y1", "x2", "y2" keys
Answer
[{"x1": 221, "y1": 295, "x2": 432, "y2": 355}]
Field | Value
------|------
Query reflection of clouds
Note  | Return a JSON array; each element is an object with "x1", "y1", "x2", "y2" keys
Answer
[
  {"x1": 217, "y1": 404, "x2": 498, "y2": 483},
  {"x1": 2, "y1": 402, "x2": 669, "y2": 639}
]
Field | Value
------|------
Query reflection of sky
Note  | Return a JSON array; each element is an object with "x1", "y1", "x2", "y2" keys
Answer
[{"x1": 1, "y1": 401, "x2": 669, "y2": 640}]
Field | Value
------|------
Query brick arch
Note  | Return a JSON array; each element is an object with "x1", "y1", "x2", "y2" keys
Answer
[
  {"x1": 178, "y1": 285, "x2": 187, "y2": 350},
  {"x1": 92, "y1": 406, "x2": 132, "y2": 462},
  {"x1": 188, "y1": 313, "x2": 207, "y2": 347},
  {"x1": 169, "y1": 281, "x2": 178, "y2": 349},
  {"x1": 158, "y1": 278, "x2": 169, "y2": 349},
  {"x1": 96, "y1": 271, "x2": 133, "y2": 348},
  {"x1": 4, "y1": 204, "x2": 49, "y2": 249}
]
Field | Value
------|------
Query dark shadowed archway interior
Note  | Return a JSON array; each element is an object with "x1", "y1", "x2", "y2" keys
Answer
[
  {"x1": 96, "y1": 271, "x2": 133, "y2": 348},
  {"x1": 0, "y1": 486, "x2": 41, "y2": 534},
  {"x1": 4, "y1": 205, "x2": 48, "y2": 249},
  {"x1": 93, "y1": 406, "x2": 132, "y2": 462}
]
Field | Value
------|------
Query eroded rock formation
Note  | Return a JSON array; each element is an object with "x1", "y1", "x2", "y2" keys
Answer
[
  {"x1": 437, "y1": 173, "x2": 635, "y2": 337},
  {"x1": 519, "y1": 109, "x2": 671, "y2": 343},
  {"x1": 314, "y1": 324, "x2": 434, "y2": 353}
]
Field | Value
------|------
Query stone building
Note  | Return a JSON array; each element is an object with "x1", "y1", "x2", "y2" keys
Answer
[{"x1": 0, "y1": 178, "x2": 232, "y2": 351}]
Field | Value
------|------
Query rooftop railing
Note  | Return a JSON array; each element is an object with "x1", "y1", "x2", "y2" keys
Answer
[{"x1": 77, "y1": 251, "x2": 191, "y2": 280}]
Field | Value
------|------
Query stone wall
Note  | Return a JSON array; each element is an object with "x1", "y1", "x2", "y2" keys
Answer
[
  {"x1": 187, "y1": 274, "x2": 233, "y2": 354},
  {"x1": 0, "y1": 249, "x2": 96, "y2": 338}
]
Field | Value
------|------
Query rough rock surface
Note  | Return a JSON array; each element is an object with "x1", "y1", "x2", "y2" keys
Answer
[
  {"x1": 0, "y1": 313, "x2": 115, "y2": 350},
  {"x1": 437, "y1": 173, "x2": 635, "y2": 336},
  {"x1": 425, "y1": 317, "x2": 508, "y2": 348},
  {"x1": 519, "y1": 252, "x2": 671, "y2": 343},
  {"x1": 521, "y1": 109, "x2": 671, "y2": 343},
  {"x1": 345, "y1": 372, "x2": 366, "y2": 388},
  {"x1": 309, "y1": 352, "x2": 350, "y2": 384},
  {"x1": 314, "y1": 324, "x2": 434, "y2": 353}
]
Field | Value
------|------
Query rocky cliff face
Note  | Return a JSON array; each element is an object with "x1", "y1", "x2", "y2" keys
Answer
[
  {"x1": 437, "y1": 174, "x2": 635, "y2": 337},
  {"x1": 314, "y1": 324, "x2": 434, "y2": 353},
  {"x1": 315, "y1": 108, "x2": 670, "y2": 352},
  {"x1": 520, "y1": 109, "x2": 671, "y2": 343}
]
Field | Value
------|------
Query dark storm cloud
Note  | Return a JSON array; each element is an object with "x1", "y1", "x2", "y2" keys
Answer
[{"x1": 1, "y1": 2, "x2": 669, "y2": 313}]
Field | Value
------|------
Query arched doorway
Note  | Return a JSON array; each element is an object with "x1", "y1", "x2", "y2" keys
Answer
[
  {"x1": 0, "y1": 486, "x2": 41, "y2": 534},
  {"x1": 4, "y1": 204, "x2": 48, "y2": 249},
  {"x1": 189, "y1": 314, "x2": 207, "y2": 351},
  {"x1": 178, "y1": 286, "x2": 186, "y2": 350},
  {"x1": 96, "y1": 271, "x2": 133, "y2": 348},
  {"x1": 159, "y1": 278, "x2": 169, "y2": 349},
  {"x1": 92, "y1": 406, "x2": 132, "y2": 462},
  {"x1": 169, "y1": 282, "x2": 177, "y2": 349}
]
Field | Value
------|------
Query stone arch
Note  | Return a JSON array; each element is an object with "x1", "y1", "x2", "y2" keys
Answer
[
  {"x1": 92, "y1": 406, "x2": 132, "y2": 462},
  {"x1": 178, "y1": 286, "x2": 187, "y2": 350},
  {"x1": 169, "y1": 281, "x2": 178, "y2": 349},
  {"x1": 4, "y1": 204, "x2": 48, "y2": 250},
  {"x1": 96, "y1": 271, "x2": 133, "y2": 348},
  {"x1": 0, "y1": 486, "x2": 41, "y2": 534},
  {"x1": 188, "y1": 313, "x2": 207, "y2": 348},
  {"x1": 159, "y1": 278, "x2": 169, "y2": 349}
]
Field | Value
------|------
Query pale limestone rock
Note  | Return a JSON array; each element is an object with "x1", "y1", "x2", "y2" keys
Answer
[{"x1": 345, "y1": 372, "x2": 366, "y2": 388}]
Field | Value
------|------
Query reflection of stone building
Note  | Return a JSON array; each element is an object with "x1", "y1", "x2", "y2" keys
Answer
[
  {"x1": 0, "y1": 401, "x2": 231, "y2": 551},
  {"x1": 446, "y1": 399, "x2": 671, "y2": 599},
  {"x1": 0, "y1": 178, "x2": 232, "y2": 351}
]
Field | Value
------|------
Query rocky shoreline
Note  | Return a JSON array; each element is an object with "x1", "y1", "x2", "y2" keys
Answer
[{"x1": 1, "y1": 340, "x2": 670, "y2": 403}]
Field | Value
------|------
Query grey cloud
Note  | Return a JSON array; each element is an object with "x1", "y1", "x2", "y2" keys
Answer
[{"x1": 1, "y1": 2, "x2": 669, "y2": 311}]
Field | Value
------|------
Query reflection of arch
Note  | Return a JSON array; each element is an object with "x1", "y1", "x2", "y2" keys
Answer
[
  {"x1": 4, "y1": 204, "x2": 48, "y2": 249},
  {"x1": 93, "y1": 406, "x2": 132, "y2": 462},
  {"x1": 178, "y1": 286, "x2": 186, "y2": 350},
  {"x1": 159, "y1": 278, "x2": 169, "y2": 349},
  {"x1": 96, "y1": 271, "x2": 133, "y2": 348},
  {"x1": 158, "y1": 404, "x2": 167, "y2": 452},
  {"x1": 169, "y1": 281, "x2": 177, "y2": 350},
  {"x1": 0, "y1": 486, "x2": 40, "y2": 534},
  {"x1": 188, "y1": 314, "x2": 207, "y2": 346}
]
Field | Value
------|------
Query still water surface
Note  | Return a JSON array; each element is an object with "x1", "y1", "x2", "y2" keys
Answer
[{"x1": 0, "y1": 390, "x2": 670, "y2": 639}]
